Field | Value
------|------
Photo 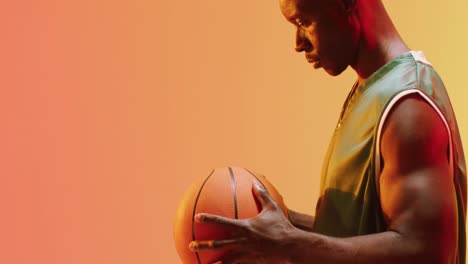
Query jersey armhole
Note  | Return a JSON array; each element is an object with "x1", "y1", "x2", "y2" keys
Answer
[{"x1": 374, "y1": 89, "x2": 454, "y2": 198}]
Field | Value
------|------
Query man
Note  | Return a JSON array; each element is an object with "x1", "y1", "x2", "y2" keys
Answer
[{"x1": 189, "y1": 0, "x2": 467, "y2": 263}]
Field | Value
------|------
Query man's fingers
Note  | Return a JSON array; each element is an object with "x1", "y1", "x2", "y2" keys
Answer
[
  {"x1": 252, "y1": 180, "x2": 277, "y2": 210},
  {"x1": 195, "y1": 213, "x2": 246, "y2": 230},
  {"x1": 189, "y1": 237, "x2": 248, "y2": 252}
]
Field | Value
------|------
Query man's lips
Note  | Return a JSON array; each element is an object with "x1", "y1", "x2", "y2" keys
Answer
[
  {"x1": 306, "y1": 55, "x2": 321, "y2": 68},
  {"x1": 313, "y1": 60, "x2": 321, "y2": 69},
  {"x1": 305, "y1": 54, "x2": 319, "y2": 63}
]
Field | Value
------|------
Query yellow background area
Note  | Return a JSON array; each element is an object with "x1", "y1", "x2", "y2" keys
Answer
[{"x1": 1, "y1": 0, "x2": 466, "y2": 263}]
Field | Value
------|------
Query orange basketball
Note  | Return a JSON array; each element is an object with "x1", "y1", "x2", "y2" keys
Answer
[{"x1": 173, "y1": 166, "x2": 288, "y2": 264}]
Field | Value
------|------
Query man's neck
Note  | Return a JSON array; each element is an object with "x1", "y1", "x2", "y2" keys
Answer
[{"x1": 351, "y1": 1, "x2": 410, "y2": 86}]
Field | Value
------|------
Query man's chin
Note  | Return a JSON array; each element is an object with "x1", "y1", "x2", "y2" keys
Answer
[{"x1": 323, "y1": 64, "x2": 348, "y2": 76}]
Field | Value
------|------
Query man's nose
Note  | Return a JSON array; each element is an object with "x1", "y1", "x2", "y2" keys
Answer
[{"x1": 295, "y1": 27, "x2": 311, "y2": 52}]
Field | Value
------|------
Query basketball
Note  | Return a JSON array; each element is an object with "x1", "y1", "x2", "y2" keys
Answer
[{"x1": 173, "y1": 166, "x2": 288, "y2": 264}]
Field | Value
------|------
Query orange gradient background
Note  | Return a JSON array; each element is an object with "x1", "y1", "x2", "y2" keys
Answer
[{"x1": 0, "y1": 0, "x2": 466, "y2": 263}]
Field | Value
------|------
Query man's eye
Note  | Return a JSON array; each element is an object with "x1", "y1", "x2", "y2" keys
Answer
[{"x1": 296, "y1": 19, "x2": 307, "y2": 28}]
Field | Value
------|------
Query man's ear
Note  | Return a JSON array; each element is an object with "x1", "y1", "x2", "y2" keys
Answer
[{"x1": 338, "y1": 0, "x2": 357, "y2": 13}]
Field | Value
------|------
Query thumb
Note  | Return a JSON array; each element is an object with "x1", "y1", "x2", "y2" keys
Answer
[{"x1": 252, "y1": 180, "x2": 277, "y2": 211}]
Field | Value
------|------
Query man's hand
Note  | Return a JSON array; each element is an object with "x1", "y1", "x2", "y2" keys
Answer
[{"x1": 189, "y1": 180, "x2": 295, "y2": 264}]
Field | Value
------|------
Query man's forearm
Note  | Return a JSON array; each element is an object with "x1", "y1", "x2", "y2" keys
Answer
[
  {"x1": 287, "y1": 209, "x2": 315, "y2": 232},
  {"x1": 287, "y1": 228, "x2": 443, "y2": 264}
]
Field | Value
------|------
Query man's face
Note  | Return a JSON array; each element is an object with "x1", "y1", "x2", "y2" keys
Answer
[{"x1": 279, "y1": 0, "x2": 359, "y2": 76}]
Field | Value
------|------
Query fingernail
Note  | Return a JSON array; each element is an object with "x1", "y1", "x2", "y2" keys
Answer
[
  {"x1": 254, "y1": 180, "x2": 265, "y2": 190},
  {"x1": 194, "y1": 214, "x2": 201, "y2": 222},
  {"x1": 189, "y1": 241, "x2": 197, "y2": 251}
]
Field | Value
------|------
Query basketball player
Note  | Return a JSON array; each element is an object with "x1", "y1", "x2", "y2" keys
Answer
[{"x1": 189, "y1": 0, "x2": 467, "y2": 263}]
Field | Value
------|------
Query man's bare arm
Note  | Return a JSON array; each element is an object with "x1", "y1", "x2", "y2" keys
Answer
[{"x1": 288, "y1": 94, "x2": 458, "y2": 263}]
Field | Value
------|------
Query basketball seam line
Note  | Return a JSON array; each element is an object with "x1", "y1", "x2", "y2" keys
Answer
[
  {"x1": 228, "y1": 167, "x2": 239, "y2": 219},
  {"x1": 244, "y1": 168, "x2": 268, "y2": 192},
  {"x1": 191, "y1": 169, "x2": 215, "y2": 264}
]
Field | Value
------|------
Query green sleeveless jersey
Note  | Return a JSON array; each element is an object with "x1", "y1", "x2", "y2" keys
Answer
[{"x1": 313, "y1": 51, "x2": 466, "y2": 263}]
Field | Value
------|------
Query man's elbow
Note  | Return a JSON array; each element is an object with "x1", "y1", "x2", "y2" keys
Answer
[{"x1": 407, "y1": 237, "x2": 458, "y2": 264}]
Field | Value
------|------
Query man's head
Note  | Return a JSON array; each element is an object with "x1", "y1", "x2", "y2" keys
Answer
[{"x1": 279, "y1": 0, "x2": 362, "y2": 76}]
